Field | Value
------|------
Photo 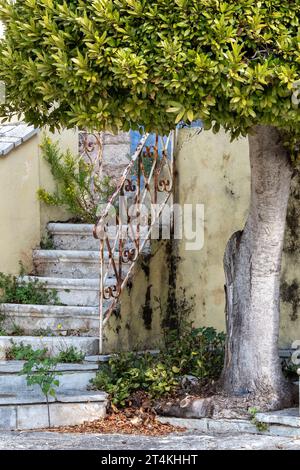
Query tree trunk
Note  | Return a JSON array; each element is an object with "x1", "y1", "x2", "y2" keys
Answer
[{"x1": 221, "y1": 125, "x2": 294, "y2": 410}]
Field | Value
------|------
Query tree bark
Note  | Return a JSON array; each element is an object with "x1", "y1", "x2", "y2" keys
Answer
[{"x1": 221, "y1": 125, "x2": 294, "y2": 410}]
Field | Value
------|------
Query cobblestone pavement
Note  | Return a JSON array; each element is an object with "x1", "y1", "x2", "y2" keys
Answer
[{"x1": 0, "y1": 431, "x2": 300, "y2": 450}]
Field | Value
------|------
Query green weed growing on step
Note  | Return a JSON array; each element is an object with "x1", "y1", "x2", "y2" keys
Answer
[
  {"x1": 22, "y1": 354, "x2": 61, "y2": 428},
  {"x1": 56, "y1": 346, "x2": 85, "y2": 364},
  {"x1": 0, "y1": 272, "x2": 59, "y2": 306},
  {"x1": 31, "y1": 327, "x2": 55, "y2": 337},
  {"x1": 40, "y1": 234, "x2": 55, "y2": 250},
  {"x1": 249, "y1": 407, "x2": 269, "y2": 433},
  {"x1": 37, "y1": 137, "x2": 115, "y2": 224},
  {"x1": 91, "y1": 323, "x2": 225, "y2": 408},
  {"x1": 6, "y1": 342, "x2": 85, "y2": 364},
  {"x1": 11, "y1": 323, "x2": 25, "y2": 336},
  {"x1": 6, "y1": 342, "x2": 48, "y2": 361}
]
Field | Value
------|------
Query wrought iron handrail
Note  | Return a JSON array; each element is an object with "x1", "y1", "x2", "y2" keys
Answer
[{"x1": 94, "y1": 131, "x2": 175, "y2": 354}]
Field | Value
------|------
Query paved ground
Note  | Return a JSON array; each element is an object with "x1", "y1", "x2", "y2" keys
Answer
[{"x1": 0, "y1": 430, "x2": 300, "y2": 450}]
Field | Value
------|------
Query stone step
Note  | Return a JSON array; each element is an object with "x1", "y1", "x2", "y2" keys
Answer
[
  {"x1": 48, "y1": 223, "x2": 151, "y2": 251},
  {"x1": 20, "y1": 276, "x2": 116, "y2": 307},
  {"x1": 0, "y1": 360, "x2": 99, "y2": 395},
  {"x1": 158, "y1": 413, "x2": 300, "y2": 438},
  {"x1": 0, "y1": 391, "x2": 107, "y2": 430},
  {"x1": 0, "y1": 304, "x2": 100, "y2": 336},
  {"x1": 255, "y1": 408, "x2": 300, "y2": 438},
  {"x1": 48, "y1": 223, "x2": 98, "y2": 251},
  {"x1": 33, "y1": 249, "x2": 129, "y2": 279},
  {"x1": 0, "y1": 336, "x2": 99, "y2": 360}
]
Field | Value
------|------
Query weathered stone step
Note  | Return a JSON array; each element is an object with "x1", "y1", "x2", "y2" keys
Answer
[
  {"x1": 48, "y1": 223, "x2": 98, "y2": 251},
  {"x1": 0, "y1": 391, "x2": 107, "y2": 430},
  {"x1": 158, "y1": 412, "x2": 300, "y2": 438},
  {"x1": 33, "y1": 249, "x2": 128, "y2": 279},
  {"x1": 0, "y1": 360, "x2": 99, "y2": 395},
  {"x1": 0, "y1": 304, "x2": 100, "y2": 336},
  {"x1": 20, "y1": 276, "x2": 116, "y2": 307},
  {"x1": 47, "y1": 223, "x2": 151, "y2": 251},
  {"x1": 0, "y1": 336, "x2": 99, "y2": 360}
]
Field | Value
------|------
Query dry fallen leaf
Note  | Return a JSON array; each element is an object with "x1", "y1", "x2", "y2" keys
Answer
[{"x1": 46, "y1": 409, "x2": 186, "y2": 437}]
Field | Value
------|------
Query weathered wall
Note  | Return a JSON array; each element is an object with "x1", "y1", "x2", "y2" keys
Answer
[
  {"x1": 175, "y1": 128, "x2": 250, "y2": 334},
  {"x1": 280, "y1": 172, "x2": 300, "y2": 347},
  {"x1": 175, "y1": 127, "x2": 300, "y2": 349},
  {"x1": 104, "y1": 241, "x2": 169, "y2": 353}
]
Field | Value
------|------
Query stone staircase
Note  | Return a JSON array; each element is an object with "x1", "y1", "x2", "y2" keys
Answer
[
  {"x1": 0, "y1": 223, "x2": 115, "y2": 349},
  {"x1": 0, "y1": 131, "x2": 174, "y2": 430},
  {"x1": 0, "y1": 222, "x2": 113, "y2": 430}
]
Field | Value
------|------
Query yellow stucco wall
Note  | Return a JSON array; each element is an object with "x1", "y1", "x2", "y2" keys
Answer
[
  {"x1": 175, "y1": 127, "x2": 300, "y2": 349},
  {"x1": 175, "y1": 128, "x2": 250, "y2": 334},
  {"x1": 0, "y1": 128, "x2": 78, "y2": 274},
  {"x1": 0, "y1": 136, "x2": 40, "y2": 274}
]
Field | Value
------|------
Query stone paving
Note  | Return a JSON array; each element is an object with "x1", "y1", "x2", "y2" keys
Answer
[{"x1": 0, "y1": 430, "x2": 300, "y2": 450}]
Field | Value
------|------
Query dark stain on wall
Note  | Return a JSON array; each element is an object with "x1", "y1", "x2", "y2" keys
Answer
[
  {"x1": 142, "y1": 284, "x2": 153, "y2": 330},
  {"x1": 281, "y1": 279, "x2": 300, "y2": 322},
  {"x1": 284, "y1": 170, "x2": 300, "y2": 254}
]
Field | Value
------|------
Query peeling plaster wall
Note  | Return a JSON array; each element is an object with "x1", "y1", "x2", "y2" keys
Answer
[
  {"x1": 103, "y1": 241, "x2": 169, "y2": 353},
  {"x1": 175, "y1": 128, "x2": 300, "y2": 349}
]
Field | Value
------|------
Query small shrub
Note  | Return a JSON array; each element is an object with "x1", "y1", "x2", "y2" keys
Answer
[
  {"x1": 91, "y1": 324, "x2": 225, "y2": 408},
  {"x1": 56, "y1": 346, "x2": 85, "y2": 364},
  {"x1": 37, "y1": 137, "x2": 115, "y2": 224},
  {"x1": 91, "y1": 352, "x2": 177, "y2": 407},
  {"x1": 162, "y1": 324, "x2": 226, "y2": 381}
]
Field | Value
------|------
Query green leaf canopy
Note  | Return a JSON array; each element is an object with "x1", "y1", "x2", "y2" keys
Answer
[{"x1": 0, "y1": 0, "x2": 300, "y2": 139}]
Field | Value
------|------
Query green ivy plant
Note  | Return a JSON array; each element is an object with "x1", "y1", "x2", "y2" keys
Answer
[{"x1": 37, "y1": 137, "x2": 115, "y2": 224}]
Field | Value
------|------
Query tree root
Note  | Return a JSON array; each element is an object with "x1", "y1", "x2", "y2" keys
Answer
[{"x1": 156, "y1": 384, "x2": 298, "y2": 420}]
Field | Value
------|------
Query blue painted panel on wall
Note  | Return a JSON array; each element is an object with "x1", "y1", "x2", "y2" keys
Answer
[{"x1": 129, "y1": 120, "x2": 202, "y2": 155}]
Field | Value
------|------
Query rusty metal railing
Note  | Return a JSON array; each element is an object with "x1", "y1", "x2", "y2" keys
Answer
[{"x1": 93, "y1": 131, "x2": 175, "y2": 354}]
